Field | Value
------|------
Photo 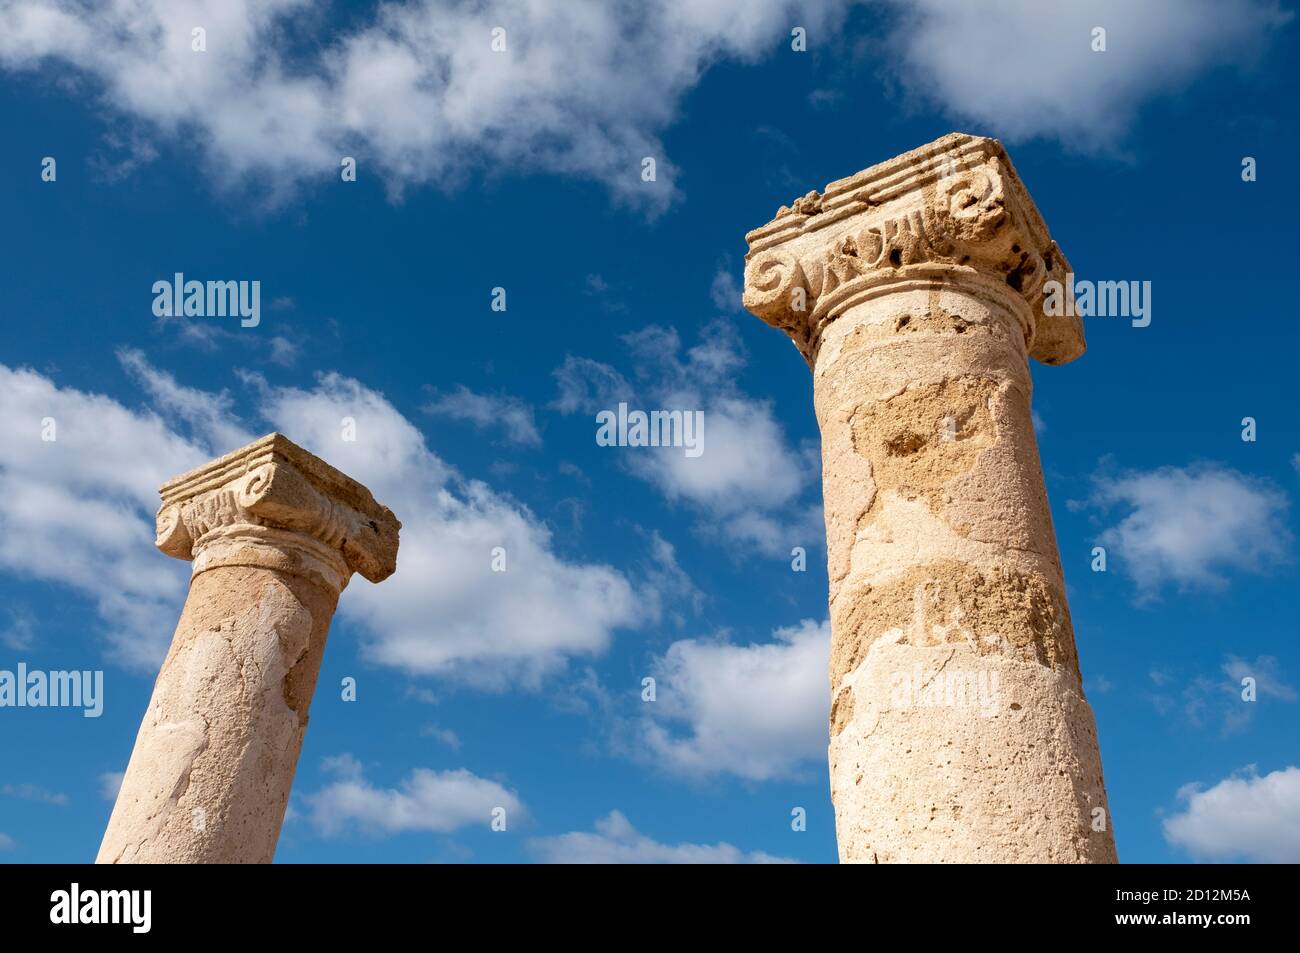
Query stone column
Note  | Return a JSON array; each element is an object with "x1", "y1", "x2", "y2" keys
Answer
[
  {"x1": 743, "y1": 133, "x2": 1116, "y2": 863},
  {"x1": 97, "y1": 433, "x2": 400, "y2": 864}
]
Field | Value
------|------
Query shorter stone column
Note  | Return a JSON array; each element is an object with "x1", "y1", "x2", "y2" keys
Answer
[{"x1": 97, "y1": 433, "x2": 400, "y2": 864}]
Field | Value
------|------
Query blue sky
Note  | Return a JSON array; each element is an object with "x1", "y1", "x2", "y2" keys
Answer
[{"x1": 1, "y1": 0, "x2": 1298, "y2": 864}]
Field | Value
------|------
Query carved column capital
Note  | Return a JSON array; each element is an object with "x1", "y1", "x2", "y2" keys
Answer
[
  {"x1": 154, "y1": 433, "x2": 401, "y2": 594},
  {"x1": 101, "y1": 434, "x2": 401, "y2": 863},
  {"x1": 743, "y1": 132, "x2": 1085, "y2": 366}
]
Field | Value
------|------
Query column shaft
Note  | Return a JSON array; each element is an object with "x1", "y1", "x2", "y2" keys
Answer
[
  {"x1": 97, "y1": 566, "x2": 336, "y2": 863},
  {"x1": 816, "y1": 281, "x2": 1114, "y2": 862}
]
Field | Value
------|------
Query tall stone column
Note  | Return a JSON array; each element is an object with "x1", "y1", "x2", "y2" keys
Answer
[
  {"x1": 97, "y1": 433, "x2": 400, "y2": 864},
  {"x1": 744, "y1": 134, "x2": 1116, "y2": 863}
]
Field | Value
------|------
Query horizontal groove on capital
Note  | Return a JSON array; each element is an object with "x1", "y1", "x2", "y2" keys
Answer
[
  {"x1": 742, "y1": 132, "x2": 1086, "y2": 369},
  {"x1": 155, "y1": 433, "x2": 401, "y2": 584}
]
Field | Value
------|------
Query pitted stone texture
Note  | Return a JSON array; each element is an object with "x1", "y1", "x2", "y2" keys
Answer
[
  {"x1": 97, "y1": 567, "x2": 335, "y2": 864},
  {"x1": 98, "y1": 434, "x2": 400, "y2": 864},
  {"x1": 829, "y1": 642, "x2": 1114, "y2": 863},
  {"x1": 744, "y1": 135, "x2": 1115, "y2": 864},
  {"x1": 814, "y1": 292, "x2": 1113, "y2": 863},
  {"x1": 829, "y1": 559, "x2": 1080, "y2": 695}
]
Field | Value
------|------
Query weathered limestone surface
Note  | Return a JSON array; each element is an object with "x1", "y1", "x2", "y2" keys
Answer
[
  {"x1": 97, "y1": 434, "x2": 400, "y2": 864},
  {"x1": 743, "y1": 133, "x2": 1116, "y2": 863}
]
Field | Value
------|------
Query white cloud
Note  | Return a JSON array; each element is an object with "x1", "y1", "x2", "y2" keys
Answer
[
  {"x1": 267, "y1": 335, "x2": 301, "y2": 367},
  {"x1": 528, "y1": 810, "x2": 796, "y2": 863},
  {"x1": 0, "y1": 608, "x2": 35, "y2": 650},
  {"x1": 0, "y1": 363, "x2": 210, "y2": 669},
  {"x1": 884, "y1": 0, "x2": 1290, "y2": 148},
  {"x1": 637, "y1": 394, "x2": 808, "y2": 517},
  {"x1": 303, "y1": 754, "x2": 522, "y2": 837},
  {"x1": 581, "y1": 273, "x2": 627, "y2": 313},
  {"x1": 118, "y1": 347, "x2": 255, "y2": 452},
  {"x1": 1090, "y1": 464, "x2": 1291, "y2": 595},
  {"x1": 1086, "y1": 674, "x2": 1113, "y2": 694},
  {"x1": 641, "y1": 530, "x2": 705, "y2": 626},
  {"x1": 419, "y1": 725, "x2": 462, "y2": 751},
  {"x1": 642, "y1": 618, "x2": 829, "y2": 781},
  {"x1": 1, "y1": 783, "x2": 69, "y2": 806},
  {"x1": 424, "y1": 385, "x2": 541, "y2": 447},
  {"x1": 0, "y1": 0, "x2": 854, "y2": 212},
  {"x1": 555, "y1": 322, "x2": 819, "y2": 557},
  {"x1": 0, "y1": 357, "x2": 646, "y2": 684},
  {"x1": 2, "y1": 1, "x2": 1285, "y2": 211},
  {"x1": 98, "y1": 771, "x2": 125, "y2": 802},
  {"x1": 1222, "y1": 655, "x2": 1296, "y2": 702},
  {"x1": 709, "y1": 266, "x2": 742, "y2": 313},
  {"x1": 715, "y1": 504, "x2": 825, "y2": 559},
  {"x1": 808, "y1": 88, "x2": 842, "y2": 110},
  {"x1": 550, "y1": 355, "x2": 634, "y2": 416},
  {"x1": 251, "y1": 371, "x2": 642, "y2": 687},
  {"x1": 1164, "y1": 766, "x2": 1300, "y2": 863},
  {"x1": 1155, "y1": 656, "x2": 1297, "y2": 735},
  {"x1": 0, "y1": 832, "x2": 14, "y2": 851}
]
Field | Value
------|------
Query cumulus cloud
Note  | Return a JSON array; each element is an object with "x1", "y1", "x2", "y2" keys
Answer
[
  {"x1": 1088, "y1": 464, "x2": 1291, "y2": 596},
  {"x1": 118, "y1": 347, "x2": 255, "y2": 452},
  {"x1": 423, "y1": 385, "x2": 541, "y2": 447},
  {"x1": 250, "y1": 370, "x2": 641, "y2": 686},
  {"x1": 637, "y1": 395, "x2": 807, "y2": 518},
  {"x1": 554, "y1": 322, "x2": 820, "y2": 557},
  {"x1": 419, "y1": 725, "x2": 463, "y2": 751},
  {"x1": 583, "y1": 274, "x2": 628, "y2": 314},
  {"x1": 641, "y1": 618, "x2": 829, "y2": 781},
  {"x1": 0, "y1": 355, "x2": 645, "y2": 684},
  {"x1": 1, "y1": 1, "x2": 1286, "y2": 213},
  {"x1": 1163, "y1": 766, "x2": 1300, "y2": 863},
  {"x1": 303, "y1": 754, "x2": 522, "y2": 837},
  {"x1": 528, "y1": 810, "x2": 796, "y2": 863},
  {"x1": 0, "y1": 833, "x2": 15, "y2": 851},
  {"x1": 621, "y1": 325, "x2": 814, "y2": 524},
  {"x1": 1, "y1": 783, "x2": 69, "y2": 806},
  {"x1": 0, "y1": 608, "x2": 35, "y2": 650},
  {"x1": 0, "y1": 0, "x2": 856, "y2": 212},
  {"x1": 98, "y1": 771, "x2": 126, "y2": 802},
  {"x1": 709, "y1": 265, "x2": 742, "y2": 313},
  {"x1": 1222, "y1": 655, "x2": 1297, "y2": 703},
  {"x1": 883, "y1": 0, "x2": 1290, "y2": 148},
  {"x1": 550, "y1": 355, "x2": 635, "y2": 416},
  {"x1": 641, "y1": 530, "x2": 705, "y2": 626},
  {"x1": 1150, "y1": 655, "x2": 1297, "y2": 735},
  {"x1": 0, "y1": 363, "x2": 209, "y2": 668}
]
